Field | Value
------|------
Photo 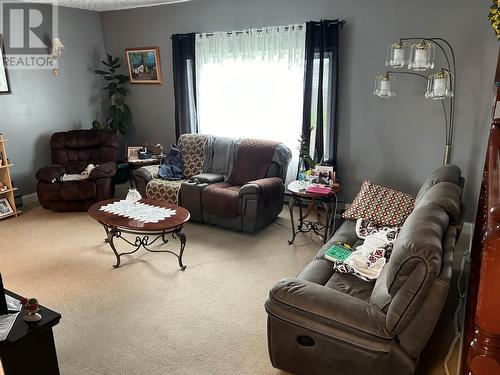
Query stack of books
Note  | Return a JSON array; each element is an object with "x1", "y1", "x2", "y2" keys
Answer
[{"x1": 306, "y1": 185, "x2": 332, "y2": 195}]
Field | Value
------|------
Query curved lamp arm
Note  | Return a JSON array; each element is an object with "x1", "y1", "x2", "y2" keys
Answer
[
  {"x1": 386, "y1": 70, "x2": 449, "y2": 147},
  {"x1": 384, "y1": 37, "x2": 456, "y2": 164}
]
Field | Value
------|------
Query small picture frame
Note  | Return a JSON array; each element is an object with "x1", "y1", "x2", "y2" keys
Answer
[
  {"x1": 314, "y1": 165, "x2": 334, "y2": 176},
  {"x1": 0, "y1": 35, "x2": 11, "y2": 95},
  {"x1": 126, "y1": 145, "x2": 143, "y2": 161},
  {"x1": 125, "y1": 47, "x2": 163, "y2": 85},
  {"x1": 0, "y1": 198, "x2": 13, "y2": 218}
]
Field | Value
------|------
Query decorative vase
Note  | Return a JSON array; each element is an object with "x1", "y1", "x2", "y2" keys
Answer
[
  {"x1": 126, "y1": 188, "x2": 142, "y2": 204},
  {"x1": 23, "y1": 310, "x2": 42, "y2": 322}
]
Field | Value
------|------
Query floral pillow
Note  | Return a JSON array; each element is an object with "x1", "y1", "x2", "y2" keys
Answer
[{"x1": 342, "y1": 180, "x2": 415, "y2": 226}]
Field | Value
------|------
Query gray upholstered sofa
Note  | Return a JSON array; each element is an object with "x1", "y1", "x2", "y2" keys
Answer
[
  {"x1": 133, "y1": 134, "x2": 291, "y2": 232},
  {"x1": 265, "y1": 165, "x2": 464, "y2": 375}
]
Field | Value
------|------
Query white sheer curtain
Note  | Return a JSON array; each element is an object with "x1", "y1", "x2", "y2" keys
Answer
[{"x1": 195, "y1": 24, "x2": 306, "y2": 182}]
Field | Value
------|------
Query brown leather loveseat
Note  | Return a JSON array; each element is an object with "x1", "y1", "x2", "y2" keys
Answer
[
  {"x1": 36, "y1": 129, "x2": 118, "y2": 211},
  {"x1": 265, "y1": 165, "x2": 464, "y2": 375}
]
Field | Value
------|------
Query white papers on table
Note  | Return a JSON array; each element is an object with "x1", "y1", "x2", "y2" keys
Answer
[
  {"x1": 99, "y1": 200, "x2": 176, "y2": 223},
  {"x1": 6, "y1": 294, "x2": 21, "y2": 312}
]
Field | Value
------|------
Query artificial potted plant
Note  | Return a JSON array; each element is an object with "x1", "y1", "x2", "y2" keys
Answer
[
  {"x1": 92, "y1": 54, "x2": 131, "y2": 135},
  {"x1": 92, "y1": 54, "x2": 131, "y2": 184}
]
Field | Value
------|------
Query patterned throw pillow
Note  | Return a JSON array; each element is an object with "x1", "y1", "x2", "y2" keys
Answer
[
  {"x1": 342, "y1": 180, "x2": 415, "y2": 226},
  {"x1": 178, "y1": 134, "x2": 208, "y2": 179}
]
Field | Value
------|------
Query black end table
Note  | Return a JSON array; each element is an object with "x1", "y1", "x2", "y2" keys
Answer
[{"x1": 0, "y1": 290, "x2": 61, "y2": 375}]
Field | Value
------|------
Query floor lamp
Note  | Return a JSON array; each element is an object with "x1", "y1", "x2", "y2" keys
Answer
[{"x1": 373, "y1": 38, "x2": 456, "y2": 165}]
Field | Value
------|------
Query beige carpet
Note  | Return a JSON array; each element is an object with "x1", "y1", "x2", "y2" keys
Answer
[{"x1": 0, "y1": 197, "x2": 470, "y2": 375}]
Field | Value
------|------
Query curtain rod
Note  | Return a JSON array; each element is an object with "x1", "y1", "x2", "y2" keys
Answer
[
  {"x1": 171, "y1": 19, "x2": 345, "y2": 39},
  {"x1": 201, "y1": 24, "x2": 304, "y2": 38}
]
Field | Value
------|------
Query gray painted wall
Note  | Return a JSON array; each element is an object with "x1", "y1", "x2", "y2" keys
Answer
[
  {"x1": 97, "y1": 0, "x2": 496, "y2": 221},
  {"x1": 1, "y1": 6, "x2": 105, "y2": 196}
]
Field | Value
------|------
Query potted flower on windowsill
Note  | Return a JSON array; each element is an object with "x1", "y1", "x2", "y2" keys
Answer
[{"x1": 298, "y1": 131, "x2": 318, "y2": 181}]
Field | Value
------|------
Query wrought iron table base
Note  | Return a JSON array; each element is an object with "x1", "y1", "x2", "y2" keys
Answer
[
  {"x1": 102, "y1": 224, "x2": 187, "y2": 270},
  {"x1": 288, "y1": 194, "x2": 338, "y2": 245}
]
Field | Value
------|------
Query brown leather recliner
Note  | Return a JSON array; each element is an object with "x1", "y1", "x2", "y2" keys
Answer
[
  {"x1": 36, "y1": 130, "x2": 118, "y2": 211},
  {"x1": 265, "y1": 165, "x2": 465, "y2": 375}
]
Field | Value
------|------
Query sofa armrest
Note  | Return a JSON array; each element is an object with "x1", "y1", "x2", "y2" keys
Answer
[
  {"x1": 266, "y1": 278, "x2": 393, "y2": 340},
  {"x1": 136, "y1": 165, "x2": 160, "y2": 180},
  {"x1": 239, "y1": 177, "x2": 283, "y2": 196},
  {"x1": 133, "y1": 165, "x2": 160, "y2": 197},
  {"x1": 89, "y1": 162, "x2": 117, "y2": 180},
  {"x1": 36, "y1": 165, "x2": 65, "y2": 183},
  {"x1": 192, "y1": 173, "x2": 225, "y2": 184}
]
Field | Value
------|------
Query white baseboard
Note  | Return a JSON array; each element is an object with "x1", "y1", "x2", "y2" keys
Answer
[{"x1": 22, "y1": 193, "x2": 38, "y2": 205}]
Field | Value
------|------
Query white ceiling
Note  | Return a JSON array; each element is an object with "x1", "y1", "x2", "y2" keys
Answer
[{"x1": 21, "y1": 0, "x2": 191, "y2": 12}]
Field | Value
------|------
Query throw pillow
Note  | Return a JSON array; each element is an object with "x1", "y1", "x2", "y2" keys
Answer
[{"x1": 342, "y1": 180, "x2": 415, "y2": 226}]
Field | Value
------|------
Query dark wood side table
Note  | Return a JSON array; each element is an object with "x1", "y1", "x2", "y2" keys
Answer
[
  {"x1": 0, "y1": 290, "x2": 61, "y2": 375},
  {"x1": 287, "y1": 181, "x2": 342, "y2": 244}
]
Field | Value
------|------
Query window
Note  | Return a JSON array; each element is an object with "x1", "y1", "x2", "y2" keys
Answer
[
  {"x1": 309, "y1": 52, "x2": 333, "y2": 162},
  {"x1": 195, "y1": 25, "x2": 306, "y2": 182}
]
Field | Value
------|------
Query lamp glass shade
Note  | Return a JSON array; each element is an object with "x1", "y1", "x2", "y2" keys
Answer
[
  {"x1": 51, "y1": 37, "x2": 65, "y2": 59},
  {"x1": 408, "y1": 41, "x2": 435, "y2": 71},
  {"x1": 385, "y1": 41, "x2": 409, "y2": 68},
  {"x1": 373, "y1": 73, "x2": 396, "y2": 98},
  {"x1": 425, "y1": 69, "x2": 453, "y2": 100}
]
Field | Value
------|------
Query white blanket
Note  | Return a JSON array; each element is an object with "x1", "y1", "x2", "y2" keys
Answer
[
  {"x1": 61, "y1": 164, "x2": 96, "y2": 181},
  {"x1": 332, "y1": 219, "x2": 400, "y2": 281}
]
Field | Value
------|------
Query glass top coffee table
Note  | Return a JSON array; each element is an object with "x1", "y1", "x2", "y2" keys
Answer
[{"x1": 88, "y1": 199, "x2": 190, "y2": 270}]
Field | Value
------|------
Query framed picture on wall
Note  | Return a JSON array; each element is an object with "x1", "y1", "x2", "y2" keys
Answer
[
  {"x1": 0, "y1": 198, "x2": 13, "y2": 218},
  {"x1": 0, "y1": 35, "x2": 11, "y2": 94},
  {"x1": 125, "y1": 47, "x2": 163, "y2": 85}
]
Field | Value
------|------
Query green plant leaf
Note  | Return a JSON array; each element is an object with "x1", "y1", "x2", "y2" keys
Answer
[
  {"x1": 123, "y1": 104, "x2": 131, "y2": 118},
  {"x1": 94, "y1": 54, "x2": 130, "y2": 135},
  {"x1": 92, "y1": 120, "x2": 101, "y2": 129}
]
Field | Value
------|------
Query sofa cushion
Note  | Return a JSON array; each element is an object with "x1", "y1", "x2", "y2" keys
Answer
[
  {"x1": 201, "y1": 182, "x2": 241, "y2": 218},
  {"x1": 146, "y1": 179, "x2": 186, "y2": 205},
  {"x1": 51, "y1": 130, "x2": 118, "y2": 167},
  {"x1": 58, "y1": 180, "x2": 97, "y2": 201},
  {"x1": 414, "y1": 182, "x2": 462, "y2": 224},
  {"x1": 228, "y1": 139, "x2": 278, "y2": 186},
  {"x1": 415, "y1": 164, "x2": 462, "y2": 205},
  {"x1": 178, "y1": 134, "x2": 208, "y2": 179},
  {"x1": 385, "y1": 204, "x2": 447, "y2": 296},
  {"x1": 377, "y1": 204, "x2": 448, "y2": 333},
  {"x1": 342, "y1": 180, "x2": 415, "y2": 226},
  {"x1": 325, "y1": 272, "x2": 375, "y2": 302}
]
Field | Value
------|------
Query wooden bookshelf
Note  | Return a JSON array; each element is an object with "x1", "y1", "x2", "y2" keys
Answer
[{"x1": 0, "y1": 135, "x2": 20, "y2": 219}]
